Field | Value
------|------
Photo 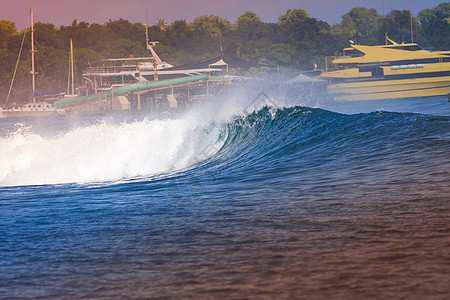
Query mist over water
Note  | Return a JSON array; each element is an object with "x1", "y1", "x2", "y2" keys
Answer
[
  {"x1": 1, "y1": 80, "x2": 449, "y2": 299},
  {"x1": 0, "y1": 80, "x2": 312, "y2": 187}
]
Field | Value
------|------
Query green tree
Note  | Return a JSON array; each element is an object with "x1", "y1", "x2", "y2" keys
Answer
[
  {"x1": 189, "y1": 15, "x2": 232, "y2": 55},
  {"x1": 334, "y1": 7, "x2": 382, "y2": 45},
  {"x1": 107, "y1": 19, "x2": 133, "y2": 39},
  {"x1": 278, "y1": 9, "x2": 309, "y2": 25},
  {"x1": 236, "y1": 12, "x2": 265, "y2": 40},
  {"x1": 277, "y1": 9, "x2": 332, "y2": 67},
  {"x1": 0, "y1": 20, "x2": 17, "y2": 40},
  {"x1": 34, "y1": 22, "x2": 59, "y2": 48},
  {"x1": 165, "y1": 20, "x2": 193, "y2": 50},
  {"x1": 418, "y1": 2, "x2": 450, "y2": 49},
  {"x1": 380, "y1": 10, "x2": 422, "y2": 44},
  {"x1": 278, "y1": 9, "x2": 330, "y2": 44}
]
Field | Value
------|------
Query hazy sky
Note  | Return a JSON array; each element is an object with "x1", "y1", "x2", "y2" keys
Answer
[{"x1": 0, "y1": 0, "x2": 446, "y2": 30}]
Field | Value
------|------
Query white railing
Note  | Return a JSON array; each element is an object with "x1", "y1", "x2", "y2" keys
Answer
[{"x1": 83, "y1": 66, "x2": 138, "y2": 75}]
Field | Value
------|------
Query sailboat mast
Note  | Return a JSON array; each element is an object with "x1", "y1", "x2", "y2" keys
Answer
[
  {"x1": 67, "y1": 46, "x2": 70, "y2": 95},
  {"x1": 30, "y1": 8, "x2": 36, "y2": 103},
  {"x1": 71, "y1": 38, "x2": 74, "y2": 95}
]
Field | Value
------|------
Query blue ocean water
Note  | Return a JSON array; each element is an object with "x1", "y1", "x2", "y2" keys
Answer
[{"x1": 1, "y1": 84, "x2": 449, "y2": 299}]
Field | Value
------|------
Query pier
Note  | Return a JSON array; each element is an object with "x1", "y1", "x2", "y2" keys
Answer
[{"x1": 54, "y1": 73, "x2": 233, "y2": 114}]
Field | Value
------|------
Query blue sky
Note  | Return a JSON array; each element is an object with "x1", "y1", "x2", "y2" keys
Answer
[{"x1": 0, "y1": 0, "x2": 446, "y2": 29}]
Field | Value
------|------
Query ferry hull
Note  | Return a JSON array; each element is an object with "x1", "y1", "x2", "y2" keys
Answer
[{"x1": 328, "y1": 76, "x2": 450, "y2": 101}]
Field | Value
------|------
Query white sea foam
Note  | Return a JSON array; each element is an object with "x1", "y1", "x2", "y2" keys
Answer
[{"x1": 0, "y1": 115, "x2": 224, "y2": 187}]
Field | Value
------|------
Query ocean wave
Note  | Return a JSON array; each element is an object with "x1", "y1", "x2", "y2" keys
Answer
[{"x1": 1, "y1": 90, "x2": 449, "y2": 188}]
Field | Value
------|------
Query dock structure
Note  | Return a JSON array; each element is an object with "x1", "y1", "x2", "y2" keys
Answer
[
  {"x1": 54, "y1": 73, "x2": 232, "y2": 113},
  {"x1": 53, "y1": 26, "x2": 258, "y2": 114},
  {"x1": 54, "y1": 51, "x2": 259, "y2": 114}
]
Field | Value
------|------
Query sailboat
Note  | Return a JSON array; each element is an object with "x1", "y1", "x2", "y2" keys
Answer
[{"x1": 1, "y1": 8, "x2": 66, "y2": 118}]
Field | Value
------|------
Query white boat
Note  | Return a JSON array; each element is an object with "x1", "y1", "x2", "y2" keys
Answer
[
  {"x1": 81, "y1": 26, "x2": 227, "y2": 93},
  {"x1": 2, "y1": 8, "x2": 66, "y2": 118},
  {"x1": 1, "y1": 102, "x2": 65, "y2": 118}
]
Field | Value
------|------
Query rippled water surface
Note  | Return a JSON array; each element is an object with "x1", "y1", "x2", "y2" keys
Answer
[{"x1": 1, "y1": 87, "x2": 449, "y2": 299}]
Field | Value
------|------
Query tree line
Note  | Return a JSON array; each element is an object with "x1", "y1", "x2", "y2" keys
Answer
[{"x1": 1, "y1": 3, "x2": 449, "y2": 105}]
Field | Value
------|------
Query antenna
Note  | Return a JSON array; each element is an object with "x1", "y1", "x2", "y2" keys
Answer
[
  {"x1": 143, "y1": 4, "x2": 148, "y2": 26},
  {"x1": 410, "y1": 1, "x2": 414, "y2": 43},
  {"x1": 145, "y1": 25, "x2": 149, "y2": 48},
  {"x1": 142, "y1": 3, "x2": 162, "y2": 63}
]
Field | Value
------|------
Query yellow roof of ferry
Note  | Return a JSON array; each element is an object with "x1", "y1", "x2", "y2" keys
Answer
[{"x1": 334, "y1": 43, "x2": 446, "y2": 64}]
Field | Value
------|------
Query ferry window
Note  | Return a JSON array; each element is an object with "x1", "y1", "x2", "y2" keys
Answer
[
  {"x1": 359, "y1": 67, "x2": 384, "y2": 77},
  {"x1": 343, "y1": 49, "x2": 364, "y2": 57},
  {"x1": 405, "y1": 45, "x2": 423, "y2": 51},
  {"x1": 340, "y1": 63, "x2": 357, "y2": 70},
  {"x1": 372, "y1": 68, "x2": 384, "y2": 77},
  {"x1": 386, "y1": 45, "x2": 423, "y2": 51}
]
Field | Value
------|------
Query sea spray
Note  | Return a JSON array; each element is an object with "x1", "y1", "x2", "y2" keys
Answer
[
  {"x1": 0, "y1": 81, "x2": 289, "y2": 187},
  {"x1": 0, "y1": 117, "x2": 225, "y2": 187}
]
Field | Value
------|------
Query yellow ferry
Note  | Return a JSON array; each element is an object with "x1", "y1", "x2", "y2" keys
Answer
[{"x1": 319, "y1": 38, "x2": 450, "y2": 101}]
